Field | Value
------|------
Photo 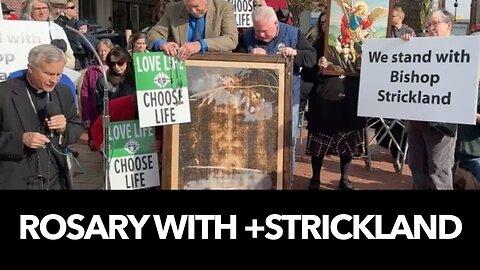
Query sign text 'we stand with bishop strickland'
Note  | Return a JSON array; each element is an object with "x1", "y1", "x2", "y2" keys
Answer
[{"x1": 369, "y1": 49, "x2": 470, "y2": 105}]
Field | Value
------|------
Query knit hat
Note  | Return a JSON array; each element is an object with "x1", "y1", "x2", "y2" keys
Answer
[{"x1": 75, "y1": 20, "x2": 88, "y2": 30}]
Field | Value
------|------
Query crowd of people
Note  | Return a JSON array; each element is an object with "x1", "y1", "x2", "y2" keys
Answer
[{"x1": 0, "y1": 0, "x2": 478, "y2": 190}]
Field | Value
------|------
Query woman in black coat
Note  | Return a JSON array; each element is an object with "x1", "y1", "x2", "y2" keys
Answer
[
  {"x1": 302, "y1": 13, "x2": 366, "y2": 190},
  {"x1": 95, "y1": 46, "x2": 136, "y2": 115}
]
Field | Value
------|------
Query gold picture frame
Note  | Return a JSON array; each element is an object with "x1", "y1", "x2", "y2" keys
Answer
[{"x1": 162, "y1": 53, "x2": 293, "y2": 190}]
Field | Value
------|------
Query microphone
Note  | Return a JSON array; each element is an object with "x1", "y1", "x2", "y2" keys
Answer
[
  {"x1": 45, "y1": 102, "x2": 62, "y2": 143},
  {"x1": 65, "y1": 25, "x2": 110, "y2": 189}
]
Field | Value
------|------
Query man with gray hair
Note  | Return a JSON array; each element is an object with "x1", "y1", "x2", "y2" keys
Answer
[
  {"x1": 237, "y1": 5, "x2": 316, "y2": 184},
  {"x1": 401, "y1": 9, "x2": 457, "y2": 189},
  {"x1": 21, "y1": 0, "x2": 75, "y2": 69},
  {"x1": 0, "y1": 44, "x2": 83, "y2": 189},
  {"x1": 391, "y1": 6, "x2": 415, "y2": 38}
]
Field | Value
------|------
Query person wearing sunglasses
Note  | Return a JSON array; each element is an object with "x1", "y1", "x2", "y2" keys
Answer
[
  {"x1": 94, "y1": 46, "x2": 136, "y2": 115},
  {"x1": 52, "y1": 0, "x2": 88, "y2": 70},
  {"x1": 21, "y1": 0, "x2": 76, "y2": 70},
  {"x1": 53, "y1": 0, "x2": 78, "y2": 29}
]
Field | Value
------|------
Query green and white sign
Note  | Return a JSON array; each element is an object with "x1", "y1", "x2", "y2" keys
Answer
[
  {"x1": 108, "y1": 120, "x2": 160, "y2": 190},
  {"x1": 133, "y1": 52, "x2": 190, "y2": 128}
]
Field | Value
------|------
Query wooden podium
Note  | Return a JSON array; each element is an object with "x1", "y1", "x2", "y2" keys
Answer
[{"x1": 162, "y1": 53, "x2": 293, "y2": 190}]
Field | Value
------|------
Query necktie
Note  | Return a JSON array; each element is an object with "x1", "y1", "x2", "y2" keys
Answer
[{"x1": 194, "y1": 17, "x2": 203, "y2": 41}]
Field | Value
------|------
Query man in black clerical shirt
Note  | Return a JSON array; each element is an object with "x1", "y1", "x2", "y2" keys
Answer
[{"x1": 0, "y1": 44, "x2": 83, "y2": 189}]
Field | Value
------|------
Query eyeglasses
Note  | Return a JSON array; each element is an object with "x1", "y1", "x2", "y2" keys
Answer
[
  {"x1": 32, "y1": 6, "x2": 48, "y2": 12},
  {"x1": 426, "y1": 20, "x2": 445, "y2": 28},
  {"x1": 66, "y1": 6, "x2": 76, "y2": 10},
  {"x1": 111, "y1": 61, "x2": 126, "y2": 66}
]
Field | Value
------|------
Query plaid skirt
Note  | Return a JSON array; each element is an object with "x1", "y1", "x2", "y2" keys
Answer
[{"x1": 306, "y1": 130, "x2": 365, "y2": 157}]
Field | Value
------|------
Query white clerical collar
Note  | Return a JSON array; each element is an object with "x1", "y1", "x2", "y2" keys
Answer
[{"x1": 26, "y1": 74, "x2": 45, "y2": 94}]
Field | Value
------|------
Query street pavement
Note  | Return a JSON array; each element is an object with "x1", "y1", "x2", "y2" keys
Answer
[{"x1": 70, "y1": 129, "x2": 412, "y2": 190}]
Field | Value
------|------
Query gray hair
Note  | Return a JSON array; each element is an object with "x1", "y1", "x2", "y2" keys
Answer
[
  {"x1": 252, "y1": 6, "x2": 278, "y2": 24},
  {"x1": 28, "y1": 44, "x2": 66, "y2": 67},
  {"x1": 428, "y1": 9, "x2": 454, "y2": 24},
  {"x1": 393, "y1": 6, "x2": 405, "y2": 21},
  {"x1": 96, "y1": 38, "x2": 115, "y2": 52},
  {"x1": 22, "y1": 0, "x2": 55, "y2": 21}
]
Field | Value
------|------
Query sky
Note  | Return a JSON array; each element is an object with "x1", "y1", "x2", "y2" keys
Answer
[{"x1": 444, "y1": 0, "x2": 471, "y2": 19}]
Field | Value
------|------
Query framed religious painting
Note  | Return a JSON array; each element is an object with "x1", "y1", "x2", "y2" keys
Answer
[
  {"x1": 323, "y1": 0, "x2": 394, "y2": 76},
  {"x1": 162, "y1": 53, "x2": 293, "y2": 190}
]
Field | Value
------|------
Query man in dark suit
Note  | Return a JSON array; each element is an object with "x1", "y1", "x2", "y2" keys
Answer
[
  {"x1": 0, "y1": 44, "x2": 83, "y2": 189},
  {"x1": 146, "y1": 0, "x2": 238, "y2": 60}
]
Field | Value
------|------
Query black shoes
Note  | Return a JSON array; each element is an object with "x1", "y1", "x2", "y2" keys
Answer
[
  {"x1": 338, "y1": 178, "x2": 354, "y2": 190},
  {"x1": 308, "y1": 178, "x2": 320, "y2": 190},
  {"x1": 307, "y1": 178, "x2": 354, "y2": 190}
]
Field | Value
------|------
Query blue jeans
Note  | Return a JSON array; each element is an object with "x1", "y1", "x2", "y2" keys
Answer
[{"x1": 456, "y1": 153, "x2": 480, "y2": 183}]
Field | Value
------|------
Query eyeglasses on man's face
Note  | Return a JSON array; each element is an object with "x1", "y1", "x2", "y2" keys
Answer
[
  {"x1": 426, "y1": 20, "x2": 445, "y2": 28},
  {"x1": 32, "y1": 6, "x2": 48, "y2": 12}
]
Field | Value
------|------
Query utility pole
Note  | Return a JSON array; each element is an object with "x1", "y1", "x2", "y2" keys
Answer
[{"x1": 454, "y1": 0, "x2": 459, "y2": 21}]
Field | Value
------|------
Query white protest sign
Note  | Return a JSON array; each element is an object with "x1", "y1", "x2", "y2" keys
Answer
[
  {"x1": 358, "y1": 36, "x2": 480, "y2": 124},
  {"x1": 0, "y1": 20, "x2": 50, "y2": 82},
  {"x1": 133, "y1": 52, "x2": 191, "y2": 128},
  {"x1": 227, "y1": 0, "x2": 254, "y2": 28},
  {"x1": 108, "y1": 120, "x2": 160, "y2": 190}
]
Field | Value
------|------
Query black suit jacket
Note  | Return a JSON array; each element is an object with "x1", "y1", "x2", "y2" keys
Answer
[{"x1": 0, "y1": 77, "x2": 84, "y2": 189}]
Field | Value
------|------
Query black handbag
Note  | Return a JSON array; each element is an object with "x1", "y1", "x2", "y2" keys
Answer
[{"x1": 429, "y1": 122, "x2": 457, "y2": 137}]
